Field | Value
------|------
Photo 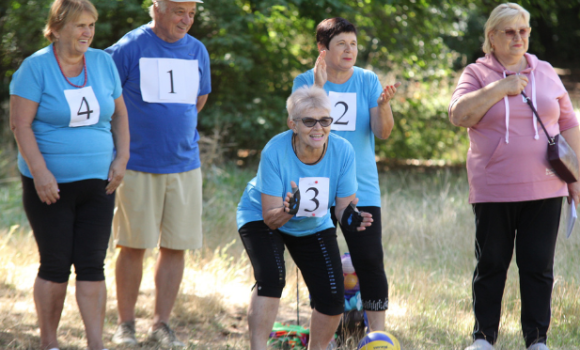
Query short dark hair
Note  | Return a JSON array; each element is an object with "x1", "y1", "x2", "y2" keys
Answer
[{"x1": 315, "y1": 17, "x2": 357, "y2": 49}]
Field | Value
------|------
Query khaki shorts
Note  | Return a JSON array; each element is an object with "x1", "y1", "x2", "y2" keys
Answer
[{"x1": 113, "y1": 168, "x2": 203, "y2": 250}]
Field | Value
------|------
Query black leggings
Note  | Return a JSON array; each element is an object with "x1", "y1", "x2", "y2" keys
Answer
[
  {"x1": 239, "y1": 221, "x2": 345, "y2": 316},
  {"x1": 22, "y1": 175, "x2": 115, "y2": 283},
  {"x1": 471, "y1": 198, "x2": 562, "y2": 347},
  {"x1": 331, "y1": 206, "x2": 389, "y2": 311}
]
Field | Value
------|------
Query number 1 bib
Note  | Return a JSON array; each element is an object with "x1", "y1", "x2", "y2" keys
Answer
[
  {"x1": 139, "y1": 58, "x2": 199, "y2": 104},
  {"x1": 296, "y1": 177, "x2": 330, "y2": 218},
  {"x1": 329, "y1": 92, "x2": 357, "y2": 131},
  {"x1": 64, "y1": 86, "x2": 100, "y2": 127}
]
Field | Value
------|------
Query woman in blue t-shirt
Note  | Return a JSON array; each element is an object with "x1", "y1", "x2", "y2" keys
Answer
[
  {"x1": 9, "y1": 1, "x2": 129, "y2": 349},
  {"x1": 292, "y1": 17, "x2": 400, "y2": 331},
  {"x1": 237, "y1": 86, "x2": 373, "y2": 350}
]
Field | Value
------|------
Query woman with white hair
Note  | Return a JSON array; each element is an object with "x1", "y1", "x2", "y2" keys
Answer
[
  {"x1": 236, "y1": 86, "x2": 373, "y2": 350},
  {"x1": 449, "y1": 3, "x2": 580, "y2": 350}
]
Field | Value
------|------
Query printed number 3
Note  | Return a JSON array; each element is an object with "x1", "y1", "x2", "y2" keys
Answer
[
  {"x1": 78, "y1": 96, "x2": 93, "y2": 120},
  {"x1": 334, "y1": 101, "x2": 348, "y2": 125},
  {"x1": 304, "y1": 187, "x2": 320, "y2": 212}
]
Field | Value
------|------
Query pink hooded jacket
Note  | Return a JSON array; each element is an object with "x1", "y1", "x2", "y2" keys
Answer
[{"x1": 450, "y1": 53, "x2": 578, "y2": 203}]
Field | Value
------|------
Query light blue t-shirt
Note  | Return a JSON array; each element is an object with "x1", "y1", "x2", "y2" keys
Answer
[
  {"x1": 106, "y1": 24, "x2": 212, "y2": 174},
  {"x1": 293, "y1": 67, "x2": 383, "y2": 207},
  {"x1": 9, "y1": 45, "x2": 122, "y2": 183},
  {"x1": 237, "y1": 131, "x2": 357, "y2": 236}
]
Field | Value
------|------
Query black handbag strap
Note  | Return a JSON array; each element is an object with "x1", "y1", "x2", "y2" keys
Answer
[{"x1": 521, "y1": 91, "x2": 555, "y2": 145}]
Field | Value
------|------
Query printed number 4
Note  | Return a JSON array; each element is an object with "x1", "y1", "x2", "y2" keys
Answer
[
  {"x1": 77, "y1": 97, "x2": 93, "y2": 120},
  {"x1": 334, "y1": 101, "x2": 348, "y2": 125},
  {"x1": 304, "y1": 187, "x2": 320, "y2": 212}
]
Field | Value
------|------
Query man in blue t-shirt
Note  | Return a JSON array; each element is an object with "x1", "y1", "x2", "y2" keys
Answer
[{"x1": 106, "y1": 0, "x2": 211, "y2": 347}]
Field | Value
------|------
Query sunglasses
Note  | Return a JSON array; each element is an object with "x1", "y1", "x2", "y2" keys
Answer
[
  {"x1": 296, "y1": 117, "x2": 334, "y2": 127},
  {"x1": 497, "y1": 27, "x2": 531, "y2": 39}
]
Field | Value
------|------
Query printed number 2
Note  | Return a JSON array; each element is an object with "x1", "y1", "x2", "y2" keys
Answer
[
  {"x1": 304, "y1": 187, "x2": 320, "y2": 212},
  {"x1": 167, "y1": 70, "x2": 176, "y2": 94},
  {"x1": 334, "y1": 101, "x2": 349, "y2": 125},
  {"x1": 77, "y1": 97, "x2": 93, "y2": 120}
]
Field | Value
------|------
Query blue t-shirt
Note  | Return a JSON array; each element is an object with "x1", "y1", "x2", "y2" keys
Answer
[
  {"x1": 292, "y1": 67, "x2": 383, "y2": 207},
  {"x1": 9, "y1": 45, "x2": 122, "y2": 183},
  {"x1": 237, "y1": 131, "x2": 357, "y2": 236},
  {"x1": 106, "y1": 24, "x2": 212, "y2": 174}
]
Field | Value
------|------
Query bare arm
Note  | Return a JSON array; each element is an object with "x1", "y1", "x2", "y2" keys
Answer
[
  {"x1": 10, "y1": 95, "x2": 60, "y2": 204},
  {"x1": 105, "y1": 95, "x2": 130, "y2": 194},
  {"x1": 450, "y1": 75, "x2": 528, "y2": 128},
  {"x1": 561, "y1": 126, "x2": 580, "y2": 205},
  {"x1": 197, "y1": 94, "x2": 209, "y2": 113},
  {"x1": 334, "y1": 196, "x2": 373, "y2": 232},
  {"x1": 370, "y1": 82, "x2": 401, "y2": 140},
  {"x1": 262, "y1": 192, "x2": 293, "y2": 230}
]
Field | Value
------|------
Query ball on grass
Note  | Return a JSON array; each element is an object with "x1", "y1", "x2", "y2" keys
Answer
[{"x1": 357, "y1": 331, "x2": 400, "y2": 350}]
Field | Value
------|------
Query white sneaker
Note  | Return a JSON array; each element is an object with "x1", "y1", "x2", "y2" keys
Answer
[
  {"x1": 527, "y1": 344, "x2": 549, "y2": 350},
  {"x1": 112, "y1": 320, "x2": 138, "y2": 345},
  {"x1": 465, "y1": 339, "x2": 495, "y2": 350},
  {"x1": 147, "y1": 322, "x2": 185, "y2": 348}
]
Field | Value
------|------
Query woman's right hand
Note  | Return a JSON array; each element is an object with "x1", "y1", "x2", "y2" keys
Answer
[
  {"x1": 314, "y1": 50, "x2": 327, "y2": 88},
  {"x1": 33, "y1": 168, "x2": 60, "y2": 204},
  {"x1": 502, "y1": 74, "x2": 528, "y2": 96}
]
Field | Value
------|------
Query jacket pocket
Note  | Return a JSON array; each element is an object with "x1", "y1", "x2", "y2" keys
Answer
[{"x1": 485, "y1": 135, "x2": 555, "y2": 185}]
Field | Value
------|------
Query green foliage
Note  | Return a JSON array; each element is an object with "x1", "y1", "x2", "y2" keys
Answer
[{"x1": 1, "y1": 0, "x2": 578, "y2": 162}]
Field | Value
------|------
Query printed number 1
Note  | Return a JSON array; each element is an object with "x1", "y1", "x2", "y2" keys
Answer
[
  {"x1": 77, "y1": 97, "x2": 93, "y2": 120},
  {"x1": 334, "y1": 101, "x2": 349, "y2": 125},
  {"x1": 167, "y1": 70, "x2": 176, "y2": 94}
]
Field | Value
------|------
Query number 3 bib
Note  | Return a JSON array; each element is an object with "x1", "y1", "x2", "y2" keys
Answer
[
  {"x1": 296, "y1": 177, "x2": 330, "y2": 218},
  {"x1": 329, "y1": 92, "x2": 357, "y2": 131},
  {"x1": 64, "y1": 86, "x2": 100, "y2": 127},
  {"x1": 139, "y1": 58, "x2": 199, "y2": 104}
]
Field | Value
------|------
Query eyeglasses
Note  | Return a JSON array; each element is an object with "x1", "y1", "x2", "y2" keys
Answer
[
  {"x1": 497, "y1": 27, "x2": 531, "y2": 39},
  {"x1": 295, "y1": 117, "x2": 333, "y2": 127}
]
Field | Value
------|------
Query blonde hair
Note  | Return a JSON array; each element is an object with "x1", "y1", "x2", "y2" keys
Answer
[
  {"x1": 287, "y1": 86, "x2": 331, "y2": 122},
  {"x1": 149, "y1": 1, "x2": 168, "y2": 19},
  {"x1": 43, "y1": 0, "x2": 98, "y2": 42},
  {"x1": 483, "y1": 3, "x2": 530, "y2": 54}
]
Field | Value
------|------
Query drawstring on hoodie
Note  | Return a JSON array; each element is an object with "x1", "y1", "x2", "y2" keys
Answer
[{"x1": 502, "y1": 70, "x2": 538, "y2": 143}]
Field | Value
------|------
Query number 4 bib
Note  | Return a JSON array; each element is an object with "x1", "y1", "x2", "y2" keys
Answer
[
  {"x1": 64, "y1": 86, "x2": 100, "y2": 127},
  {"x1": 296, "y1": 177, "x2": 330, "y2": 218},
  {"x1": 329, "y1": 92, "x2": 357, "y2": 131}
]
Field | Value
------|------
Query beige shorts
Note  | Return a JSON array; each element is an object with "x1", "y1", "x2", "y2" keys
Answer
[{"x1": 113, "y1": 168, "x2": 203, "y2": 250}]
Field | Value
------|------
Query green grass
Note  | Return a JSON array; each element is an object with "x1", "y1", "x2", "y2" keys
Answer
[{"x1": 1, "y1": 165, "x2": 580, "y2": 349}]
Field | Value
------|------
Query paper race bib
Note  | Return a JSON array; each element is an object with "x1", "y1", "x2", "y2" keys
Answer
[
  {"x1": 296, "y1": 177, "x2": 330, "y2": 218},
  {"x1": 329, "y1": 92, "x2": 357, "y2": 131},
  {"x1": 64, "y1": 86, "x2": 100, "y2": 127},
  {"x1": 139, "y1": 58, "x2": 199, "y2": 104}
]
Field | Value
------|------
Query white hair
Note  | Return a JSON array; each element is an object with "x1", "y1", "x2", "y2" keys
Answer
[
  {"x1": 148, "y1": 0, "x2": 168, "y2": 19},
  {"x1": 286, "y1": 86, "x2": 331, "y2": 122},
  {"x1": 483, "y1": 3, "x2": 530, "y2": 54}
]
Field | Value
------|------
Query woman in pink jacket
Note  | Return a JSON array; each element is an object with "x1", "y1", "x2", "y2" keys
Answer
[{"x1": 449, "y1": 3, "x2": 580, "y2": 350}]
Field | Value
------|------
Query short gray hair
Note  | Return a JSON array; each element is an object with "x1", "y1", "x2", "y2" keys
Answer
[
  {"x1": 148, "y1": 0, "x2": 168, "y2": 19},
  {"x1": 287, "y1": 86, "x2": 331, "y2": 122},
  {"x1": 483, "y1": 3, "x2": 530, "y2": 54}
]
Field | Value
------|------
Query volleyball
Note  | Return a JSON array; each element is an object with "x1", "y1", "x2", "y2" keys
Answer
[{"x1": 357, "y1": 331, "x2": 400, "y2": 350}]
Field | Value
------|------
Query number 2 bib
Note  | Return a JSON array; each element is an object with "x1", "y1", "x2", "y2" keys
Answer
[
  {"x1": 329, "y1": 92, "x2": 357, "y2": 131},
  {"x1": 296, "y1": 177, "x2": 330, "y2": 218},
  {"x1": 64, "y1": 86, "x2": 100, "y2": 127},
  {"x1": 139, "y1": 58, "x2": 199, "y2": 104}
]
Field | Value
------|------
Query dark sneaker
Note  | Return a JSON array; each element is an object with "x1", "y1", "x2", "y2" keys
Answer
[{"x1": 112, "y1": 320, "x2": 137, "y2": 345}]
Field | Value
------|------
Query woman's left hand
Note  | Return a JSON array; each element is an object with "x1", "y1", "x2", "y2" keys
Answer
[
  {"x1": 105, "y1": 157, "x2": 128, "y2": 195},
  {"x1": 377, "y1": 82, "x2": 401, "y2": 107},
  {"x1": 568, "y1": 181, "x2": 580, "y2": 207}
]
